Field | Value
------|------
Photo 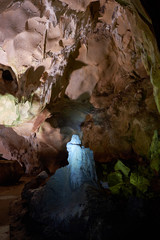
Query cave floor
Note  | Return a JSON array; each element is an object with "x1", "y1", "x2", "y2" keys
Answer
[{"x1": 0, "y1": 176, "x2": 33, "y2": 240}]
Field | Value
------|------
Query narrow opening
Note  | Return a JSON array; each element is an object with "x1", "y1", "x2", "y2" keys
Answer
[{"x1": 2, "y1": 70, "x2": 13, "y2": 81}]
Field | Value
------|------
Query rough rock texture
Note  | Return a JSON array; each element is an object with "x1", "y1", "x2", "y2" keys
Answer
[
  {"x1": 0, "y1": 125, "x2": 39, "y2": 173},
  {"x1": 0, "y1": 0, "x2": 160, "y2": 173},
  {"x1": 10, "y1": 173, "x2": 160, "y2": 240},
  {"x1": 18, "y1": 136, "x2": 98, "y2": 239},
  {"x1": 0, "y1": 1, "x2": 159, "y2": 238},
  {"x1": 0, "y1": 159, "x2": 24, "y2": 185}
]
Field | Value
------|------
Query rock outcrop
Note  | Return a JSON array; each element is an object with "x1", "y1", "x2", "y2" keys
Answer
[{"x1": 0, "y1": 0, "x2": 160, "y2": 172}]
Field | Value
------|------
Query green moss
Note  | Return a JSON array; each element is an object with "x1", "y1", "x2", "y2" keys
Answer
[
  {"x1": 109, "y1": 183, "x2": 124, "y2": 195},
  {"x1": 107, "y1": 171, "x2": 123, "y2": 194},
  {"x1": 150, "y1": 130, "x2": 160, "y2": 173},
  {"x1": 130, "y1": 172, "x2": 150, "y2": 193},
  {"x1": 105, "y1": 159, "x2": 151, "y2": 196},
  {"x1": 114, "y1": 160, "x2": 130, "y2": 177},
  {"x1": 107, "y1": 171, "x2": 123, "y2": 187}
]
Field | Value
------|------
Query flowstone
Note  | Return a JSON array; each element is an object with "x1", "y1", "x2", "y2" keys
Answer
[
  {"x1": 23, "y1": 135, "x2": 98, "y2": 238},
  {"x1": 66, "y1": 135, "x2": 97, "y2": 189}
]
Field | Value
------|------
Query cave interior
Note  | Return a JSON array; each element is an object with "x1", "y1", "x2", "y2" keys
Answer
[{"x1": 0, "y1": 0, "x2": 160, "y2": 239}]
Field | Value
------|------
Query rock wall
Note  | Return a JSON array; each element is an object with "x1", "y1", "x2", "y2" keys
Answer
[{"x1": 0, "y1": 0, "x2": 160, "y2": 172}]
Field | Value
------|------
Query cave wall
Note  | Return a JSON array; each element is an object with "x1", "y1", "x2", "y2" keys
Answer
[{"x1": 0, "y1": 0, "x2": 160, "y2": 173}]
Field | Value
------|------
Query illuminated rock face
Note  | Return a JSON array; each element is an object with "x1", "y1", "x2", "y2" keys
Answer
[
  {"x1": 67, "y1": 135, "x2": 97, "y2": 189},
  {"x1": 0, "y1": 0, "x2": 160, "y2": 173},
  {"x1": 21, "y1": 135, "x2": 98, "y2": 237}
]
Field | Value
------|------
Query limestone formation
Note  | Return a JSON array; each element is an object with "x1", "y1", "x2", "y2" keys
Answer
[
  {"x1": 0, "y1": 0, "x2": 160, "y2": 173},
  {"x1": 0, "y1": 0, "x2": 159, "y2": 239},
  {"x1": 20, "y1": 135, "x2": 98, "y2": 239}
]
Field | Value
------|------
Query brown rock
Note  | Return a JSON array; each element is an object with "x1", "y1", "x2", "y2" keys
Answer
[
  {"x1": 0, "y1": 159, "x2": 24, "y2": 185},
  {"x1": 0, "y1": 0, "x2": 160, "y2": 171}
]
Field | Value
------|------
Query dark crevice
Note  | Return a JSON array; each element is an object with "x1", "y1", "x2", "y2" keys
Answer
[
  {"x1": 2, "y1": 70, "x2": 14, "y2": 82},
  {"x1": 140, "y1": 0, "x2": 160, "y2": 50}
]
